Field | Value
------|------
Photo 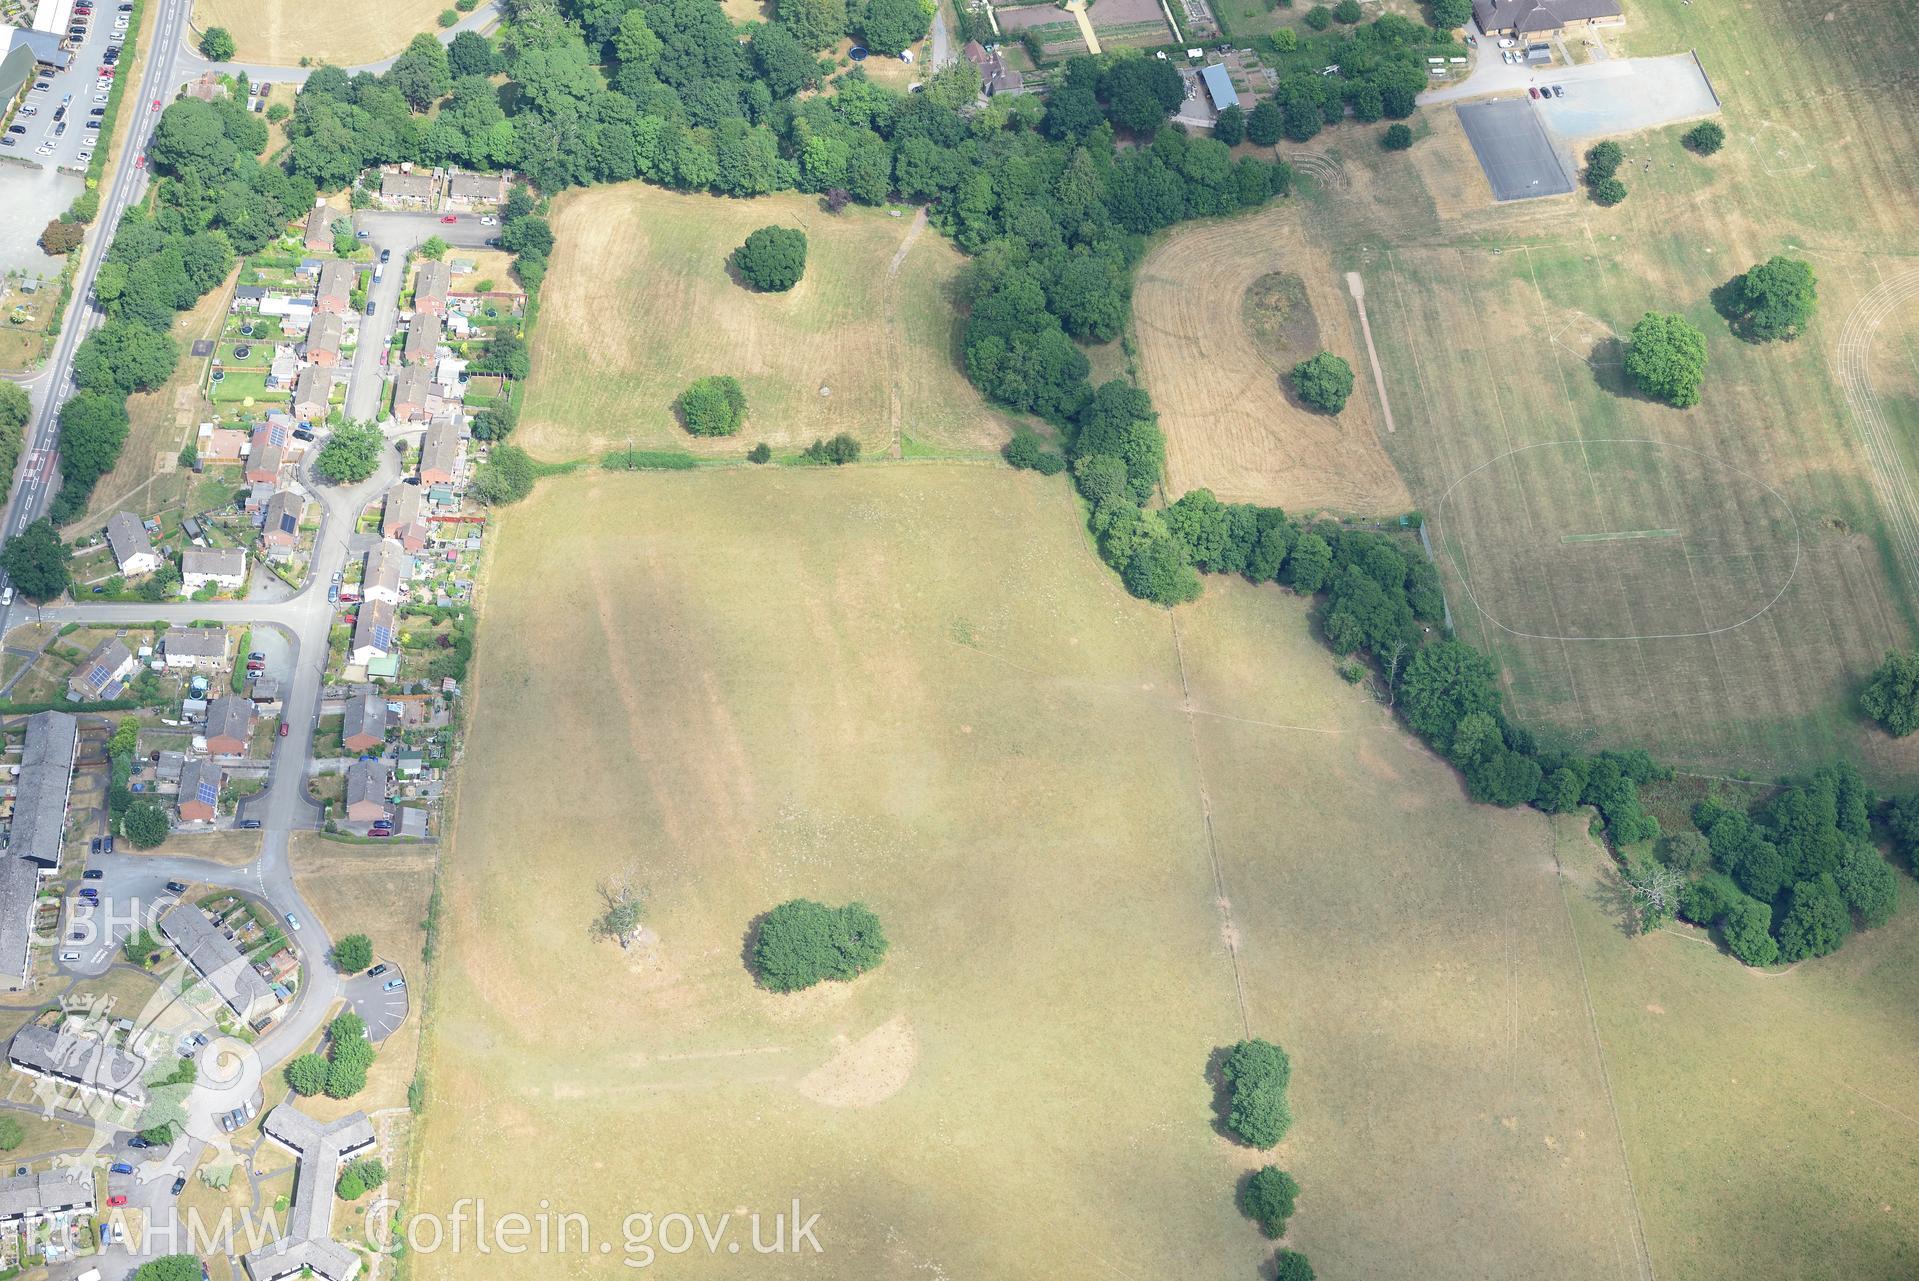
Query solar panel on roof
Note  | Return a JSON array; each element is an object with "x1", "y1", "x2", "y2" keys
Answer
[{"x1": 196, "y1": 781, "x2": 218, "y2": 805}]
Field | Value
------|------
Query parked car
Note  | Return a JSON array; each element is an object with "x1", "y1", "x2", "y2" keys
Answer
[
  {"x1": 88, "y1": 106, "x2": 103, "y2": 116},
  {"x1": 60, "y1": 952, "x2": 78, "y2": 962},
  {"x1": 367, "y1": 828, "x2": 392, "y2": 839},
  {"x1": 1552, "y1": 84, "x2": 1564, "y2": 97},
  {"x1": 364, "y1": 300, "x2": 376, "y2": 316},
  {"x1": 439, "y1": 214, "x2": 457, "y2": 224},
  {"x1": 0, "y1": 138, "x2": 14, "y2": 148},
  {"x1": 238, "y1": 819, "x2": 261, "y2": 829},
  {"x1": 165, "y1": 881, "x2": 187, "y2": 894},
  {"x1": 107, "y1": 1196, "x2": 126, "y2": 1208},
  {"x1": 102, "y1": 836, "x2": 112, "y2": 853},
  {"x1": 88, "y1": 838, "x2": 100, "y2": 855},
  {"x1": 170, "y1": 1176, "x2": 186, "y2": 1195},
  {"x1": 327, "y1": 585, "x2": 339, "y2": 603},
  {"x1": 83, "y1": 869, "x2": 102, "y2": 879},
  {"x1": 78, "y1": 888, "x2": 98, "y2": 899},
  {"x1": 4, "y1": 127, "x2": 22, "y2": 136},
  {"x1": 1528, "y1": 86, "x2": 1540, "y2": 98},
  {"x1": 379, "y1": 248, "x2": 391, "y2": 263},
  {"x1": 285, "y1": 912, "x2": 301, "y2": 930},
  {"x1": 368, "y1": 963, "x2": 389, "y2": 977},
  {"x1": 278, "y1": 721, "x2": 289, "y2": 738},
  {"x1": 127, "y1": 1135, "x2": 151, "y2": 1149},
  {"x1": 356, "y1": 228, "x2": 370, "y2": 239},
  {"x1": 384, "y1": 977, "x2": 405, "y2": 991},
  {"x1": 110, "y1": 1162, "x2": 132, "y2": 1175}
]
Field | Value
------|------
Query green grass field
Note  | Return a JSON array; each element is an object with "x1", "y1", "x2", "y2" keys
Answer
[
  {"x1": 412, "y1": 466, "x2": 1662, "y2": 1281},
  {"x1": 1260, "y1": 0, "x2": 1919, "y2": 781}
]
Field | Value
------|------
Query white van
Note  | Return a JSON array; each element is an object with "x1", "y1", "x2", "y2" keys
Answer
[{"x1": 373, "y1": 262, "x2": 385, "y2": 283}]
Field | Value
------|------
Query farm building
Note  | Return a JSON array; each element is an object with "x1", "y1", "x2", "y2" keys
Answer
[
  {"x1": 1200, "y1": 63, "x2": 1239, "y2": 111},
  {"x1": 1471, "y1": 0, "x2": 1621, "y2": 36}
]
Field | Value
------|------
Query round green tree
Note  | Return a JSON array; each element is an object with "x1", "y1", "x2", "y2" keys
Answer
[
  {"x1": 285, "y1": 1053, "x2": 329, "y2": 1096},
  {"x1": 731, "y1": 226, "x2": 808, "y2": 293},
  {"x1": 1289, "y1": 352, "x2": 1355, "y2": 414},
  {"x1": 1862, "y1": 649, "x2": 1919, "y2": 736},
  {"x1": 1623, "y1": 311, "x2": 1707, "y2": 408},
  {"x1": 1218, "y1": 1038, "x2": 1293, "y2": 1147},
  {"x1": 1273, "y1": 1251, "x2": 1316, "y2": 1281},
  {"x1": 1333, "y1": 0, "x2": 1362, "y2": 20},
  {"x1": 860, "y1": 0, "x2": 931, "y2": 55},
  {"x1": 1246, "y1": 100, "x2": 1283, "y2": 146},
  {"x1": 1683, "y1": 120, "x2": 1725, "y2": 154},
  {"x1": 676, "y1": 375, "x2": 747, "y2": 437},
  {"x1": 1429, "y1": 0, "x2": 1472, "y2": 26},
  {"x1": 1240, "y1": 1166, "x2": 1300, "y2": 1238},
  {"x1": 1381, "y1": 123, "x2": 1413, "y2": 151},
  {"x1": 199, "y1": 27, "x2": 236, "y2": 60},
  {"x1": 123, "y1": 804, "x2": 169, "y2": 849},
  {"x1": 1589, "y1": 175, "x2": 1627, "y2": 206},
  {"x1": 1726, "y1": 255, "x2": 1816, "y2": 342},
  {"x1": 1, "y1": 519, "x2": 70, "y2": 603},
  {"x1": 332, "y1": 934, "x2": 373, "y2": 973},
  {"x1": 752, "y1": 899, "x2": 888, "y2": 991}
]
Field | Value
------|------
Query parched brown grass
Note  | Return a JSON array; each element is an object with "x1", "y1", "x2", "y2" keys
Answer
[
  {"x1": 193, "y1": 0, "x2": 458, "y2": 66},
  {"x1": 519, "y1": 184, "x2": 1020, "y2": 461},
  {"x1": 1133, "y1": 204, "x2": 1411, "y2": 514},
  {"x1": 411, "y1": 465, "x2": 1663, "y2": 1281}
]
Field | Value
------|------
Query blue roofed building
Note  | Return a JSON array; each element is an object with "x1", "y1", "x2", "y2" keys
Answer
[{"x1": 1200, "y1": 63, "x2": 1239, "y2": 112}]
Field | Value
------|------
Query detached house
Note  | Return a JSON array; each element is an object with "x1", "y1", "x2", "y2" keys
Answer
[
  {"x1": 413, "y1": 260, "x2": 451, "y2": 317},
  {"x1": 104, "y1": 511, "x2": 160, "y2": 576},
  {"x1": 176, "y1": 758, "x2": 221, "y2": 823},
  {"x1": 203, "y1": 696, "x2": 253, "y2": 756},
  {"x1": 182, "y1": 547, "x2": 247, "y2": 595},
  {"x1": 382, "y1": 483, "x2": 429, "y2": 553},
  {"x1": 67, "y1": 638, "x2": 136, "y2": 703},
  {"x1": 344, "y1": 759, "x2": 391, "y2": 823},
  {"x1": 261, "y1": 490, "x2": 305, "y2": 556},
  {"x1": 341, "y1": 685, "x2": 389, "y2": 753},
  {"x1": 315, "y1": 260, "x2": 356, "y2": 316}
]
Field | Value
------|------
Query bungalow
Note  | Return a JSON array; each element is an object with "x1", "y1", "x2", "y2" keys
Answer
[
  {"x1": 203, "y1": 695, "x2": 253, "y2": 755},
  {"x1": 391, "y1": 365, "x2": 432, "y2": 424},
  {"x1": 181, "y1": 547, "x2": 247, "y2": 594},
  {"x1": 315, "y1": 260, "x2": 356, "y2": 316},
  {"x1": 162, "y1": 626, "x2": 229, "y2": 670},
  {"x1": 402, "y1": 311, "x2": 439, "y2": 366},
  {"x1": 413, "y1": 260, "x2": 451, "y2": 317},
  {"x1": 232, "y1": 285, "x2": 268, "y2": 310},
  {"x1": 382, "y1": 483, "x2": 429, "y2": 553},
  {"x1": 362, "y1": 541, "x2": 407, "y2": 605},
  {"x1": 304, "y1": 311, "x2": 345, "y2": 368},
  {"x1": 380, "y1": 164, "x2": 436, "y2": 207},
  {"x1": 350, "y1": 600, "x2": 396, "y2": 667},
  {"x1": 262, "y1": 490, "x2": 305, "y2": 556},
  {"x1": 66, "y1": 638, "x2": 137, "y2": 703},
  {"x1": 176, "y1": 757, "x2": 221, "y2": 823},
  {"x1": 1471, "y1": 0, "x2": 1621, "y2": 35},
  {"x1": 341, "y1": 685, "x2": 389, "y2": 753},
  {"x1": 247, "y1": 422, "x2": 290, "y2": 484},
  {"x1": 292, "y1": 367, "x2": 332, "y2": 423},
  {"x1": 302, "y1": 203, "x2": 333, "y2": 253},
  {"x1": 104, "y1": 511, "x2": 160, "y2": 576},
  {"x1": 418, "y1": 415, "x2": 460, "y2": 487},
  {"x1": 343, "y1": 759, "x2": 390, "y2": 823},
  {"x1": 444, "y1": 169, "x2": 507, "y2": 208}
]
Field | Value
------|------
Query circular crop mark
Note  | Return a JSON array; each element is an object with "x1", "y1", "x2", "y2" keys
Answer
[{"x1": 1433, "y1": 438, "x2": 1802, "y2": 642}]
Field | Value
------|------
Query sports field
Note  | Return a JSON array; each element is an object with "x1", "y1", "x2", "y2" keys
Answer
[
  {"x1": 517, "y1": 185, "x2": 1021, "y2": 462},
  {"x1": 1149, "y1": 0, "x2": 1919, "y2": 779},
  {"x1": 411, "y1": 466, "x2": 1654, "y2": 1281},
  {"x1": 192, "y1": 0, "x2": 457, "y2": 66}
]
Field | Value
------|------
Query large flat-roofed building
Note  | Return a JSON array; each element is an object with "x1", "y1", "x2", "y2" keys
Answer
[
  {"x1": 243, "y1": 1104, "x2": 377, "y2": 1281},
  {"x1": 158, "y1": 903, "x2": 277, "y2": 1023},
  {"x1": 7, "y1": 1022, "x2": 147, "y2": 1108}
]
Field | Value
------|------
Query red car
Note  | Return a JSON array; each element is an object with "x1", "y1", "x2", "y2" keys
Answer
[
  {"x1": 134, "y1": 154, "x2": 145, "y2": 168},
  {"x1": 439, "y1": 215, "x2": 457, "y2": 224},
  {"x1": 150, "y1": 98, "x2": 160, "y2": 111},
  {"x1": 278, "y1": 722, "x2": 289, "y2": 737},
  {"x1": 108, "y1": 1195, "x2": 127, "y2": 1207},
  {"x1": 1528, "y1": 86, "x2": 1540, "y2": 99},
  {"x1": 367, "y1": 828, "x2": 392, "y2": 838}
]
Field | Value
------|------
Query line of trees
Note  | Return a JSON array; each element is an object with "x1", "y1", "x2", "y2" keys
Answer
[{"x1": 1216, "y1": 1039, "x2": 1315, "y2": 1279}]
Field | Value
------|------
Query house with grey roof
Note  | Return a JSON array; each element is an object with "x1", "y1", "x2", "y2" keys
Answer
[
  {"x1": 362, "y1": 542, "x2": 407, "y2": 605},
  {"x1": 177, "y1": 758, "x2": 221, "y2": 824},
  {"x1": 243, "y1": 1103, "x2": 377, "y2": 1281},
  {"x1": 379, "y1": 165, "x2": 436, "y2": 207},
  {"x1": 413, "y1": 260, "x2": 451, "y2": 317},
  {"x1": 418, "y1": 415, "x2": 461, "y2": 486},
  {"x1": 8, "y1": 1022, "x2": 147, "y2": 1108},
  {"x1": 304, "y1": 310, "x2": 345, "y2": 368},
  {"x1": 402, "y1": 311, "x2": 440, "y2": 367},
  {"x1": 444, "y1": 169, "x2": 507, "y2": 207},
  {"x1": 344, "y1": 759, "x2": 390, "y2": 824},
  {"x1": 1471, "y1": 0, "x2": 1621, "y2": 34},
  {"x1": 162, "y1": 626, "x2": 229, "y2": 671},
  {"x1": 0, "y1": 860, "x2": 37, "y2": 993},
  {"x1": 1200, "y1": 62, "x2": 1238, "y2": 111},
  {"x1": 66, "y1": 638, "x2": 136, "y2": 703},
  {"x1": 158, "y1": 903, "x2": 277, "y2": 1023},
  {"x1": 292, "y1": 366, "x2": 333, "y2": 423},
  {"x1": 0, "y1": 1167, "x2": 95, "y2": 1230},
  {"x1": 204, "y1": 696, "x2": 254, "y2": 756},
  {"x1": 104, "y1": 511, "x2": 160, "y2": 576},
  {"x1": 383, "y1": 482, "x2": 428, "y2": 553},
  {"x1": 182, "y1": 547, "x2": 247, "y2": 595},
  {"x1": 341, "y1": 686, "x2": 389, "y2": 754},
  {"x1": 11, "y1": 711, "x2": 76, "y2": 871},
  {"x1": 350, "y1": 600, "x2": 396, "y2": 669},
  {"x1": 262, "y1": 490, "x2": 306, "y2": 557}
]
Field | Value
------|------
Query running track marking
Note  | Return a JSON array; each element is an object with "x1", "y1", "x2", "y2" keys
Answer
[{"x1": 1345, "y1": 271, "x2": 1398, "y2": 433}]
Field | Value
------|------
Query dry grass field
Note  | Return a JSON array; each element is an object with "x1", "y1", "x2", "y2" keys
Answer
[
  {"x1": 411, "y1": 466, "x2": 1665, "y2": 1281},
  {"x1": 518, "y1": 185, "x2": 1021, "y2": 462},
  {"x1": 192, "y1": 0, "x2": 459, "y2": 66},
  {"x1": 1145, "y1": 0, "x2": 1919, "y2": 779},
  {"x1": 1134, "y1": 205, "x2": 1411, "y2": 514}
]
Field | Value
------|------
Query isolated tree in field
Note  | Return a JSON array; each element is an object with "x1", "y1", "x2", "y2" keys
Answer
[
  {"x1": 1240, "y1": 1166, "x2": 1300, "y2": 1238},
  {"x1": 1, "y1": 519, "x2": 70, "y2": 602},
  {"x1": 1585, "y1": 140, "x2": 1623, "y2": 180},
  {"x1": 860, "y1": 0, "x2": 931, "y2": 55},
  {"x1": 676, "y1": 375, "x2": 747, "y2": 436},
  {"x1": 1623, "y1": 312, "x2": 1707, "y2": 408},
  {"x1": 731, "y1": 225, "x2": 807, "y2": 292},
  {"x1": 1381, "y1": 123, "x2": 1413, "y2": 151},
  {"x1": 1429, "y1": 0, "x2": 1472, "y2": 27},
  {"x1": 1272, "y1": 1251, "x2": 1316, "y2": 1281},
  {"x1": 285, "y1": 1053, "x2": 329, "y2": 1096},
  {"x1": 1246, "y1": 100, "x2": 1283, "y2": 146},
  {"x1": 122, "y1": 804, "x2": 169, "y2": 849},
  {"x1": 1588, "y1": 175, "x2": 1627, "y2": 206},
  {"x1": 1218, "y1": 1038, "x2": 1292, "y2": 1147},
  {"x1": 199, "y1": 27, "x2": 236, "y2": 60},
  {"x1": 592, "y1": 865, "x2": 645, "y2": 948},
  {"x1": 1683, "y1": 120, "x2": 1725, "y2": 154},
  {"x1": 1289, "y1": 352, "x2": 1355, "y2": 414},
  {"x1": 1862, "y1": 650, "x2": 1919, "y2": 736},
  {"x1": 332, "y1": 934, "x2": 373, "y2": 973},
  {"x1": 751, "y1": 899, "x2": 888, "y2": 991},
  {"x1": 747, "y1": 442, "x2": 773, "y2": 464},
  {"x1": 312, "y1": 421, "x2": 385, "y2": 483},
  {"x1": 1725, "y1": 255, "x2": 1816, "y2": 342}
]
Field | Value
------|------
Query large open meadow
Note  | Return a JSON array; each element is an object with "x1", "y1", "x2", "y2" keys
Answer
[
  {"x1": 191, "y1": 0, "x2": 459, "y2": 66},
  {"x1": 1133, "y1": 0, "x2": 1919, "y2": 778},
  {"x1": 518, "y1": 185, "x2": 1021, "y2": 462},
  {"x1": 410, "y1": 466, "x2": 1668, "y2": 1281}
]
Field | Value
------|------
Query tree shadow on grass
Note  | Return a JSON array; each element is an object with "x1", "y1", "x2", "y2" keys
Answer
[
  {"x1": 739, "y1": 909, "x2": 770, "y2": 989},
  {"x1": 1708, "y1": 274, "x2": 1762, "y2": 343},
  {"x1": 1588, "y1": 858, "x2": 1644, "y2": 938}
]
